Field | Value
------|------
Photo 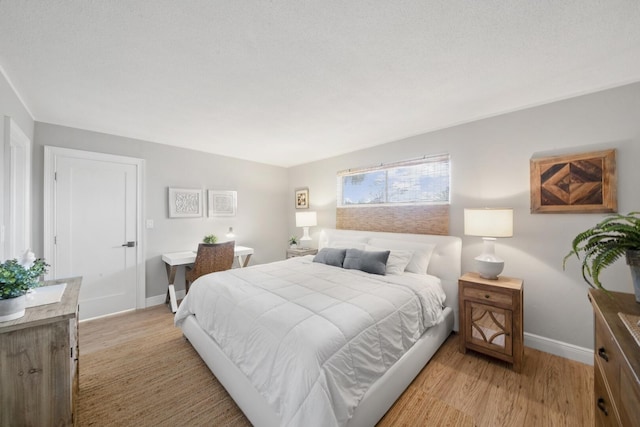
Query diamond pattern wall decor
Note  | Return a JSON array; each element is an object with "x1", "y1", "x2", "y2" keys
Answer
[{"x1": 530, "y1": 149, "x2": 617, "y2": 213}]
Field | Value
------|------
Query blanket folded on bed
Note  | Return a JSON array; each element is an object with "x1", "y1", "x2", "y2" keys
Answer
[{"x1": 175, "y1": 256, "x2": 446, "y2": 427}]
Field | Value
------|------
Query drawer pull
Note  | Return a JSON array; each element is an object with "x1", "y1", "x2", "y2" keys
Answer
[
  {"x1": 484, "y1": 294, "x2": 490, "y2": 299},
  {"x1": 597, "y1": 398, "x2": 609, "y2": 416},
  {"x1": 597, "y1": 347, "x2": 609, "y2": 362}
]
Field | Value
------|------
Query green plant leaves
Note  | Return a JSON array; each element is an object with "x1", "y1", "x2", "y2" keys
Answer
[
  {"x1": 563, "y1": 212, "x2": 640, "y2": 290},
  {"x1": 0, "y1": 258, "x2": 49, "y2": 299}
]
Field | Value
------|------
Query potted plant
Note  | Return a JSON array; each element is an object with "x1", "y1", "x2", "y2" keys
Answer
[
  {"x1": 0, "y1": 250, "x2": 49, "y2": 321},
  {"x1": 203, "y1": 234, "x2": 218, "y2": 244},
  {"x1": 563, "y1": 212, "x2": 640, "y2": 302},
  {"x1": 289, "y1": 236, "x2": 298, "y2": 248}
]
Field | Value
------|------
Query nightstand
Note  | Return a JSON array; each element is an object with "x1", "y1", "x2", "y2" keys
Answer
[
  {"x1": 286, "y1": 248, "x2": 318, "y2": 258},
  {"x1": 458, "y1": 272, "x2": 524, "y2": 372}
]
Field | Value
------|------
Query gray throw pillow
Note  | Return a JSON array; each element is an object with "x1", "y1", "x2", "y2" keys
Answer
[
  {"x1": 313, "y1": 248, "x2": 347, "y2": 267},
  {"x1": 343, "y1": 248, "x2": 390, "y2": 275}
]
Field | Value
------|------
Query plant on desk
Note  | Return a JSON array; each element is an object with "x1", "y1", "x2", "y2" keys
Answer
[
  {"x1": 203, "y1": 234, "x2": 218, "y2": 244},
  {"x1": 289, "y1": 235, "x2": 298, "y2": 248},
  {"x1": 0, "y1": 250, "x2": 49, "y2": 321}
]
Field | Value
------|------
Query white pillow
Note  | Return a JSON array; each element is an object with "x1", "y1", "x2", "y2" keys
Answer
[
  {"x1": 329, "y1": 240, "x2": 367, "y2": 250},
  {"x1": 364, "y1": 244, "x2": 413, "y2": 275},
  {"x1": 367, "y1": 238, "x2": 436, "y2": 275}
]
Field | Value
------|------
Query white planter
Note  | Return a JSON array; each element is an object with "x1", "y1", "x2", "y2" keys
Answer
[{"x1": 0, "y1": 294, "x2": 26, "y2": 322}]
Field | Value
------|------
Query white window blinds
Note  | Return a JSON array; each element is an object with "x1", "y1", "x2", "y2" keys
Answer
[{"x1": 337, "y1": 154, "x2": 450, "y2": 207}]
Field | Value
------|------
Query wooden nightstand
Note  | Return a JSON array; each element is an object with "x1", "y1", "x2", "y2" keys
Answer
[
  {"x1": 286, "y1": 248, "x2": 318, "y2": 258},
  {"x1": 458, "y1": 272, "x2": 524, "y2": 372}
]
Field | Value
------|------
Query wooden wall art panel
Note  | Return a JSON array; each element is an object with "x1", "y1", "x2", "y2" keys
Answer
[
  {"x1": 336, "y1": 204, "x2": 449, "y2": 235},
  {"x1": 530, "y1": 149, "x2": 617, "y2": 214}
]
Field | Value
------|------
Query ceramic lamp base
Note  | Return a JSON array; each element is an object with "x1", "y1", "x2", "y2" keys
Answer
[
  {"x1": 474, "y1": 237, "x2": 505, "y2": 280},
  {"x1": 474, "y1": 258, "x2": 505, "y2": 280}
]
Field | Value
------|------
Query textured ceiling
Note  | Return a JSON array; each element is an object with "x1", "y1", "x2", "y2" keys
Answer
[{"x1": 1, "y1": 1, "x2": 639, "y2": 167}]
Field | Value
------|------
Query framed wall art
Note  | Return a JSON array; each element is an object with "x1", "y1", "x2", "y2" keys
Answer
[
  {"x1": 208, "y1": 190, "x2": 237, "y2": 217},
  {"x1": 168, "y1": 188, "x2": 203, "y2": 218},
  {"x1": 530, "y1": 149, "x2": 617, "y2": 214},
  {"x1": 295, "y1": 187, "x2": 309, "y2": 209}
]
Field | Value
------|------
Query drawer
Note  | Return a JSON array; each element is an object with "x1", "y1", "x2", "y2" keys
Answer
[
  {"x1": 595, "y1": 364, "x2": 621, "y2": 427},
  {"x1": 595, "y1": 313, "x2": 621, "y2": 405},
  {"x1": 462, "y1": 286, "x2": 513, "y2": 306},
  {"x1": 619, "y1": 362, "x2": 640, "y2": 427}
]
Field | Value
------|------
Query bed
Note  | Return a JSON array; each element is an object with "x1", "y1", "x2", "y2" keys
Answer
[{"x1": 175, "y1": 228, "x2": 461, "y2": 427}]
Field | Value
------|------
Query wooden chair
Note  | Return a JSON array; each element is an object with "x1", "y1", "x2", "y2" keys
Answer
[{"x1": 185, "y1": 241, "x2": 235, "y2": 293}]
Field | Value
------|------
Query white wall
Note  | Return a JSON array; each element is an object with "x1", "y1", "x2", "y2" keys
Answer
[
  {"x1": 32, "y1": 122, "x2": 289, "y2": 300},
  {"x1": 288, "y1": 82, "x2": 640, "y2": 353}
]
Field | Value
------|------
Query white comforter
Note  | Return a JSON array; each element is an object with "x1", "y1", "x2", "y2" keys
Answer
[{"x1": 174, "y1": 256, "x2": 446, "y2": 427}]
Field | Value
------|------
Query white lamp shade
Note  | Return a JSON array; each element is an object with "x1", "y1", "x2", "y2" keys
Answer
[
  {"x1": 296, "y1": 211, "x2": 317, "y2": 227},
  {"x1": 464, "y1": 208, "x2": 513, "y2": 238}
]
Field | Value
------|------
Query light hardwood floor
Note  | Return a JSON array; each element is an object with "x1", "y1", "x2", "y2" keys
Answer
[{"x1": 80, "y1": 304, "x2": 593, "y2": 426}]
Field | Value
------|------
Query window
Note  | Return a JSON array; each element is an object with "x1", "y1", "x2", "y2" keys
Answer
[{"x1": 337, "y1": 154, "x2": 450, "y2": 207}]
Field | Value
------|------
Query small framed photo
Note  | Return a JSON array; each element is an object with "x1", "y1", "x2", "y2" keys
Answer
[
  {"x1": 168, "y1": 188, "x2": 203, "y2": 218},
  {"x1": 208, "y1": 190, "x2": 237, "y2": 217},
  {"x1": 295, "y1": 187, "x2": 309, "y2": 209}
]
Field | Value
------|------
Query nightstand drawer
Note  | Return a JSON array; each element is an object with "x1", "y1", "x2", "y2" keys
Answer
[{"x1": 463, "y1": 287, "x2": 512, "y2": 306}]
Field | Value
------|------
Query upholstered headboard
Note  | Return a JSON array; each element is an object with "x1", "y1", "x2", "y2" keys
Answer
[{"x1": 318, "y1": 228, "x2": 462, "y2": 330}]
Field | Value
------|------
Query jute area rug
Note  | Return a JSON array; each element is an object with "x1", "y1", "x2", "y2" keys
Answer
[
  {"x1": 78, "y1": 310, "x2": 474, "y2": 427},
  {"x1": 77, "y1": 319, "x2": 251, "y2": 426}
]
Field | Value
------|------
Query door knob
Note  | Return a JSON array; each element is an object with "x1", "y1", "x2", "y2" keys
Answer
[{"x1": 122, "y1": 241, "x2": 136, "y2": 247}]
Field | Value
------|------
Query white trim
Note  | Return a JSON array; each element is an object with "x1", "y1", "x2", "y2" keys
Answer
[
  {"x1": 78, "y1": 308, "x2": 136, "y2": 323},
  {"x1": 524, "y1": 332, "x2": 593, "y2": 365},
  {"x1": 0, "y1": 65, "x2": 35, "y2": 119},
  {"x1": 3, "y1": 117, "x2": 31, "y2": 259},
  {"x1": 43, "y1": 146, "x2": 147, "y2": 310}
]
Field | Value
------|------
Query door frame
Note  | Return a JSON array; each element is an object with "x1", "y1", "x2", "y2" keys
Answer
[
  {"x1": 43, "y1": 146, "x2": 146, "y2": 311},
  {"x1": 2, "y1": 116, "x2": 32, "y2": 260}
]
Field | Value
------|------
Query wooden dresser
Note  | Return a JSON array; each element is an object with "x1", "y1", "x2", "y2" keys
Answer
[
  {"x1": 0, "y1": 277, "x2": 81, "y2": 426},
  {"x1": 589, "y1": 289, "x2": 640, "y2": 426}
]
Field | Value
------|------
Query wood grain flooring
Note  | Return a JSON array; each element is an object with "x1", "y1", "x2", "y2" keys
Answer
[{"x1": 78, "y1": 304, "x2": 593, "y2": 426}]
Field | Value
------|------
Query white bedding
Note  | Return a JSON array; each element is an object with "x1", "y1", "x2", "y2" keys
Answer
[{"x1": 174, "y1": 255, "x2": 446, "y2": 427}]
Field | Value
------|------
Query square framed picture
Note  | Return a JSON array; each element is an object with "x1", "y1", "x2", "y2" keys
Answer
[
  {"x1": 208, "y1": 190, "x2": 237, "y2": 217},
  {"x1": 530, "y1": 149, "x2": 617, "y2": 214},
  {"x1": 295, "y1": 187, "x2": 309, "y2": 209},
  {"x1": 168, "y1": 188, "x2": 203, "y2": 218}
]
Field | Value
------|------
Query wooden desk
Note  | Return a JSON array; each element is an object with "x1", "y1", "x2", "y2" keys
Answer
[{"x1": 162, "y1": 245, "x2": 254, "y2": 313}]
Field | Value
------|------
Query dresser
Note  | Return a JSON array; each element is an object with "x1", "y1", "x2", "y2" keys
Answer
[
  {"x1": 0, "y1": 277, "x2": 82, "y2": 426},
  {"x1": 589, "y1": 289, "x2": 640, "y2": 426},
  {"x1": 458, "y1": 272, "x2": 524, "y2": 372}
]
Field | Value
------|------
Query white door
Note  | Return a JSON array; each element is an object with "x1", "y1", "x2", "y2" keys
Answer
[{"x1": 44, "y1": 147, "x2": 145, "y2": 320}]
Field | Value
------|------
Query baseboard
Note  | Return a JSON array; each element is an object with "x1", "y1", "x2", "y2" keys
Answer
[
  {"x1": 525, "y1": 332, "x2": 593, "y2": 365},
  {"x1": 146, "y1": 290, "x2": 185, "y2": 308}
]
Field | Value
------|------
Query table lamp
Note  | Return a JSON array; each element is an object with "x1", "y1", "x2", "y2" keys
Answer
[
  {"x1": 226, "y1": 227, "x2": 235, "y2": 239},
  {"x1": 295, "y1": 211, "x2": 317, "y2": 249},
  {"x1": 464, "y1": 208, "x2": 513, "y2": 279}
]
